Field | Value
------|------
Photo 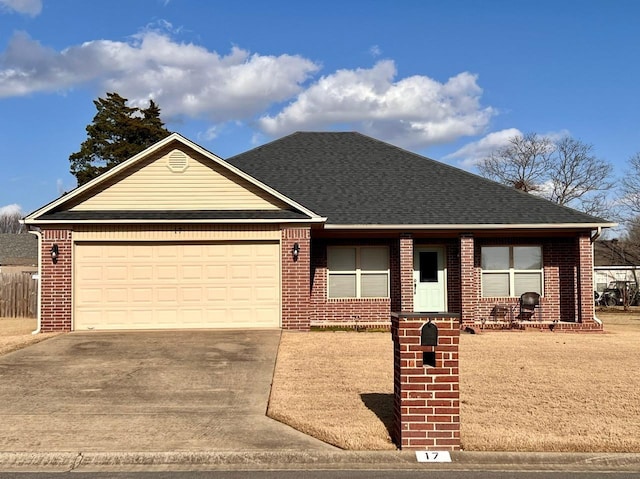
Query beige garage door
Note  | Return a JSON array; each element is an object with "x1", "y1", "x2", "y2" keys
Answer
[{"x1": 74, "y1": 242, "x2": 280, "y2": 330}]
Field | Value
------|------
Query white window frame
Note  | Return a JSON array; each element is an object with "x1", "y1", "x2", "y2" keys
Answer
[
  {"x1": 327, "y1": 246, "x2": 390, "y2": 299},
  {"x1": 481, "y1": 245, "x2": 543, "y2": 298}
]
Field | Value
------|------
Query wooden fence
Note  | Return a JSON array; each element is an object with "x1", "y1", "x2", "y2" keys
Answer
[{"x1": 0, "y1": 273, "x2": 38, "y2": 318}]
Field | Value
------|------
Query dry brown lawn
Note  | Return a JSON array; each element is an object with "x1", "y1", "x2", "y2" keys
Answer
[
  {"x1": 0, "y1": 317, "x2": 60, "y2": 356},
  {"x1": 268, "y1": 310, "x2": 640, "y2": 452}
]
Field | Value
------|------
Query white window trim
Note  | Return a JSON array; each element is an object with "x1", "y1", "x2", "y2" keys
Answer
[
  {"x1": 481, "y1": 246, "x2": 544, "y2": 298},
  {"x1": 327, "y1": 245, "x2": 390, "y2": 299}
]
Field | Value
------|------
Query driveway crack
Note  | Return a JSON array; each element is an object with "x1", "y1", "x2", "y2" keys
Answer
[{"x1": 68, "y1": 451, "x2": 83, "y2": 471}]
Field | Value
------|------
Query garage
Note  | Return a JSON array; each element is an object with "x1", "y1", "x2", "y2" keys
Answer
[{"x1": 74, "y1": 241, "x2": 280, "y2": 330}]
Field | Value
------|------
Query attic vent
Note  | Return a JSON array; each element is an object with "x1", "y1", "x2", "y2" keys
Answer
[{"x1": 167, "y1": 149, "x2": 189, "y2": 172}]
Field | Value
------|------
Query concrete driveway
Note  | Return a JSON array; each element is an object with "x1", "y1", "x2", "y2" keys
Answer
[{"x1": 0, "y1": 330, "x2": 333, "y2": 453}]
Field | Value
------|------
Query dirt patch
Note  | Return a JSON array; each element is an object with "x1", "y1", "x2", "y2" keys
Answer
[
  {"x1": 268, "y1": 311, "x2": 640, "y2": 451},
  {"x1": 0, "y1": 317, "x2": 61, "y2": 356}
]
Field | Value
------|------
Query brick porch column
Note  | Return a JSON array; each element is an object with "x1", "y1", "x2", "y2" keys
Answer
[
  {"x1": 41, "y1": 229, "x2": 73, "y2": 332},
  {"x1": 577, "y1": 233, "x2": 594, "y2": 324},
  {"x1": 281, "y1": 227, "x2": 311, "y2": 330},
  {"x1": 459, "y1": 234, "x2": 475, "y2": 326},
  {"x1": 399, "y1": 234, "x2": 413, "y2": 312},
  {"x1": 391, "y1": 312, "x2": 460, "y2": 450}
]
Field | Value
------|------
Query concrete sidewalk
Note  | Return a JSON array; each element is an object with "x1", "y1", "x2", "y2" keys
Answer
[{"x1": 1, "y1": 450, "x2": 640, "y2": 473}]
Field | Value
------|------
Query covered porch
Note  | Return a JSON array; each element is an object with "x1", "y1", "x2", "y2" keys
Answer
[{"x1": 303, "y1": 228, "x2": 600, "y2": 332}]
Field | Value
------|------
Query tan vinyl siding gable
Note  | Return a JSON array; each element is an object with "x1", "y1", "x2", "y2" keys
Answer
[{"x1": 69, "y1": 146, "x2": 288, "y2": 211}]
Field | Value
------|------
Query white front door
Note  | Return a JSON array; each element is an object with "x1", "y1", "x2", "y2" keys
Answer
[{"x1": 413, "y1": 246, "x2": 446, "y2": 312}]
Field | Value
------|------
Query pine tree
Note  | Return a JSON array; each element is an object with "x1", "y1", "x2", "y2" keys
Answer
[{"x1": 69, "y1": 93, "x2": 170, "y2": 186}]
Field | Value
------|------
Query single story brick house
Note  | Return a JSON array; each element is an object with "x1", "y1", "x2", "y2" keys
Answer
[{"x1": 24, "y1": 132, "x2": 614, "y2": 333}]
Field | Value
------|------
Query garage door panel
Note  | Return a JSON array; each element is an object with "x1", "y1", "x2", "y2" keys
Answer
[
  {"x1": 182, "y1": 287, "x2": 204, "y2": 302},
  {"x1": 255, "y1": 264, "x2": 278, "y2": 279},
  {"x1": 256, "y1": 286, "x2": 278, "y2": 301},
  {"x1": 77, "y1": 288, "x2": 102, "y2": 304},
  {"x1": 255, "y1": 308, "x2": 279, "y2": 324},
  {"x1": 230, "y1": 265, "x2": 251, "y2": 280},
  {"x1": 131, "y1": 246, "x2": 153, "y2": 258},
  {"x1": 106, "y1": 245, "x2": 128, "y2": 259},
  {"x1": 182, "y1": 265, "x2": 203, "y2": 280},
  {"x1": 132, "y1": 265, "x2": 153, "y2": 280},
  {"x1": 131, "y1": 288, "x2": 153, "y2": 304},
  {"x1": 206, "y1": 265, "x2": 228, "y2": 280},
  {"x1": 206, "y1": 287, "x2": 227, "y2": 301},
  {"x1": 156, "y1": 287, "x2": 178, "y2": 302},
  {"x1": 105, "y1": 288, "x2": 128, "y2": 303},
  {"x1": 74, "y1": 242, "x2": 280, "y2": 330},
  {"x1": 230, "y1": 286, "x2": 252, "y2": 301},
  {"x1": 157, "y1": 265, "x2": 178, "y2": 279}
]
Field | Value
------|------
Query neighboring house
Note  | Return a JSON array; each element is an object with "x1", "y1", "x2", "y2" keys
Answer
[
  {"x1": 0, "y1": 233, "x2": 37, "y2": 274},
  {"x1": 593, "y1": 239, "x2": 640, "y2": 293},
  {"x1": 23, "y1": 132, "x2": 615, "y2": 333}
]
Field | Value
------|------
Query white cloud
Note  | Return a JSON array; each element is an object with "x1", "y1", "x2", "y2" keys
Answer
[
  {"x1": 369, "y1": 45, "x2": 382, "y2": 57},
  {"x1": 258, "y1": 60, "x2": 494, "y2": 148},
  {"x1": 0, "y1": 203, "x2": 22, "y2": 216},
  {"x1": 445, "y1": 128, "x2": 522, "y2": 168},
  {"x1": 0, "y1": 0, "x2": 41, "y2": 16},
  {"x1": 198, "y1": 125, "x2": 221, "y2": 142},
  {"x1": 0, "y1": 29, "x2": 320, "y2": 121},
  {"x1": 0, "y1": 27, "x2": 496, "y2": 149}
]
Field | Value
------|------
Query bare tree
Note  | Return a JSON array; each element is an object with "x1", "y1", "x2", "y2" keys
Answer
[
  {"x1": 478, "y1": 133, "x2": 614, "y2": 216},
  {"x1": 619, "y1": 153, "x2": 640, "y2": 219},
  {"x1": 617, "y1": 153, "x2": 640, "y2": 259},
  {"x1": 478, "y1": 133, "x2": 553, "y2": 193},
  {"x1": 0, "y1": 204, "x2": 24, "y2": 233},
  {"x1": 548, "y1": 137, "x2": 614, "y2": 216}
]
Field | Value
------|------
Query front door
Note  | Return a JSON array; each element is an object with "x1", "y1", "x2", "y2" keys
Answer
[{"x1": 413, "y1": 246, "x2": 446, "y2": 312}]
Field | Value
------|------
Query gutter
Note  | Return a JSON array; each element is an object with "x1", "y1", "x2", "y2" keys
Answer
[
  {"x1": 26, "y1": 227, "x2": 42, "y2": 335},
  {"x1": 323, "y1": 222, "x2": 618, "y2": 230}
]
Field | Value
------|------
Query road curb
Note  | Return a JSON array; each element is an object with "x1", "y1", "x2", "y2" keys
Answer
[{"x1": 1, "y1": 450, "x2": 640, "y2": 472}]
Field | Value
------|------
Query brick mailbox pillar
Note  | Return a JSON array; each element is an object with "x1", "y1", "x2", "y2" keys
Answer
[{"x1": 391, "y1": 312, "x2": 460, "y2": 450}]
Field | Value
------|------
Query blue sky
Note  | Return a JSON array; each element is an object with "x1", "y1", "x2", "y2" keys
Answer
[{"x1": 1, "y1": 0, "x2": 639, "y2": 215}]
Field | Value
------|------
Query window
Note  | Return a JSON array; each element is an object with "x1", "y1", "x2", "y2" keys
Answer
[
  {"x1": 327, "y1": 246, "x2": 389, "y2": 298},
  {"x1": 481, "y1": 245, "x2": 542, "y2": 297}
]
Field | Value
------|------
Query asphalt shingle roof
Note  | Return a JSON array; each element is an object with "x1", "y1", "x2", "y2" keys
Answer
[
  {"x1": 227, "y1": 132, "x2": 610, "y2": 227},
  {"x1": 0, "y1": 233, "x2": 37, "y2": 265}
]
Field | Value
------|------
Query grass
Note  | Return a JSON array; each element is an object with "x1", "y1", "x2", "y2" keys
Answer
[
  {"x1": 0, "y1": 317, "x2": 60, "y2": 356},
  {"x1": 268, "y1": 309, "x2": 640, "y2": 452}
]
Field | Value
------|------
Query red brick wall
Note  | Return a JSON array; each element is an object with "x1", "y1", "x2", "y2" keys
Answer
[
  {"x1": 400, "y1": 235, "x2": 413, "y2": 313},
  {"x1": 392, "y1": 313, "x2": 460, "y2": 450},
  {"x1": 40, "y1": 229, "x2": 72, "y2": 332},
  {"x1": 578, "y1": 233, "x2": 595, "y2": 323},
  {"x1": 459, "y1": 234, "x2": 476, "y2": 324},
  {"x1": 309, "y1": 238, "x2": 396, "y2": 322},
  {"x1": 463, "y1": 236, "x2": 599, "y2": 327},
  {"x1": 281, "y1": 227, "x2": 311, "y2": 330},
  {"x1": 445, "y1": 241, "x2": 461, "y2": 315}
]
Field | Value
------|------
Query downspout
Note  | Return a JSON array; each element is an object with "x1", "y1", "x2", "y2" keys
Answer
[
  {"x1": 590, "y1": 227, "x2": 603, "y2": 325},
  {"x1": 26, "y1": 226, "x2": 42, "y2": 334}
]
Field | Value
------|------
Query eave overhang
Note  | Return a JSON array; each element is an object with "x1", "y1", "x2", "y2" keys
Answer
[{"x1": 322, "y1": 222, "x2": 617, "y2": 230}]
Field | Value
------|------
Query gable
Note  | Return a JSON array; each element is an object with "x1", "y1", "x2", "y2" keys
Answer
[{"x1": 67, "y1": 145, "x2": 289, "y2": 212}]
